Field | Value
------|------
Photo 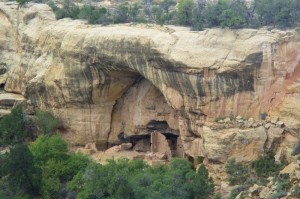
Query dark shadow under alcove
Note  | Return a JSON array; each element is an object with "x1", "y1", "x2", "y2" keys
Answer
[{"x1": 117, "y1": 120, "x2": 180, "y2": 157}]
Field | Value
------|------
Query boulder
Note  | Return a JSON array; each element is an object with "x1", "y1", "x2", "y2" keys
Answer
[
  {"x1": 266, "y1": 126, "x2": 284, "y2": 151},
  {"x1": 259, "y1": 187, "x2": 272, "y2": 199},
  {"x1": 120, "y1": 143, "x2": 133, "y2": 150},
  {"x1": 248, "y1": 184, "x2": 263, "y2": 196},
  {"x1": 133, "y1": 139, "x2": 151, "y2": 152},
  {"x1": 201, "y1": 126, "x2": 267, "y2": 163},
  {"x1": 105, "y1": 146, "x2": 121, "y2": 153},
  {"x1": 280, "y1": 162, "x2": 300, "y2": 180}
]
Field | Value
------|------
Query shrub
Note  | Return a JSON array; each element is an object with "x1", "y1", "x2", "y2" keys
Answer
[
  {"x1": 30, "y1": 135, "x2": 68, "y2": 164},
  {"x1": 0, "y1": 105, "x2": 28, "y2": 145},
  {"x1": 35, "y1": 110, "x2": 61, "y2": 135},
  {"x1": 1, "y1": 144, "x2": 41, "y2": 197},
  {"x1": 276, "y1": 174, "x2": 291, "y2": 192},
  {"x1": 292, "y1": 142, "x2": 300, "y2": 156},
  {"x1": 228, "y1": 185, "x2": 247, "y2": 199},
  {"x1": 204, "y1": 0, "x2": 248, "y2": 29},
  {"x1": 214, "y1": 117, "x2": 224, "y2": 122},
  {"x1": 41, "y1": 175, "x2": 61, "y2": 199},
  {"x1": 270, "y1": 191, "x2": 287, "y2": 199},
  {"x1": 254, "y1": 0, "x2": 297, "y2": 27},
  {"x1": 176, "y1": 0, "x2": 196, "y2": 26},
  {"x1": 214, "y1": 194, "x2": 222, "y2": 199},
  {"x1": 292, "y1": 186, "x2": 300, "y2": 196},
  {"x1": 226, "y1": 159, "x2": 251, "y2": 185},
  {"x1": 251, "y1": 154, "x2": 284, "y2": 178},
  {"x1": 68, "y1": 158, "x2": 215, "y2": 199},
  {"x1": 192, "y1": 164, "x2": 215, "y2": 199}
]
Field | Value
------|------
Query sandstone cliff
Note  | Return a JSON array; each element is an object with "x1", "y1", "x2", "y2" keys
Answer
[{"x1": 0, "y1": 1, "x2": 300, "y2": 188}]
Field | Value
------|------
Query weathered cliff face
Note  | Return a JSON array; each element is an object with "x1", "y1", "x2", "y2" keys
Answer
[{"x1": 0, "y1": 2, "x2": 300, "y2": 180}]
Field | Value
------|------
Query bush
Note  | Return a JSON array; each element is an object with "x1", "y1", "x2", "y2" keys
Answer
[
  {"x1": 204, "y1": 0, "x2": 248, "y2": 29},
  {"x1": 292, "y1": 142, "x2": 300, "y2": 156},
  {"x1": 251, "y1": 154, "x2": 285, "y2": 178},
  {"x1": 292, "y1": 186, "x2": 300, "y2": 196},
  {"x1": 68, "y1": 158, "x2": 215, "y2": 199},
  {"x1": 254, "y1": 0, "x2": 297, "y2": 27},
  {"x1": 176, "y1": 0, "x2": 196, "y2": 26},
  {"x1": 270, "y1": 191, "x2": 287, "y2": 199},
  {"x1": 41, "y1": 175, "x2": 61, "y2": 199},
  {"x1": 214, "y1": 117, "x2": 224, "y2": 122},
  {"x1": 228, "y1": 185, "x2": 247, "y2": 199},
  {"x1": 78, "y1": 5, "x2": 109, "y2": 24},
  {"x1": 192, "y1": 164, "x2": 215, "y2": 199},
  {"x1": 35, "y1": 109, "x2": 61, "y2": 135},
  {"x1": 0, "y1": 144, "x2": 41, "y2": 197},
  {"x1": 276, "y1": 174, "x2": 291, "y2": 192},
  {"x1": 214, "y1": 194, "x2": 222, "y2": 199},
  {"x1": 29, "y1": 135, "x2": 91, "y2": 198},
  {"x1": 45, "y1": 0, "x2": 300, "y2": 29},
  {"x1": 0, "y1": 105, "x2": 28, "y2": 145},
  {"x1": 226, "y1": 159, "x2": 251, "y2": 185},
  {"x1": 30, "y1": 135, "x2": 68, "y2": 164}
]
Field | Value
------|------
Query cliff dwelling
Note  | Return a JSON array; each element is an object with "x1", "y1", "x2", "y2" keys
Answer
[
  {"x1": 108, "y1": 77, "x2": 184, "y2": 160},
  {"x1": 117, "y1": 120, "x2": 184, "y2": 158}
]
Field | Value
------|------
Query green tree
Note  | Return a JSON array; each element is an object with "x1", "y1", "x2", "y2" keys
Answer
[
  {"x1": 30, "y1": 135, "x2": 90, "y2": 198},
  {"x1": 159, "y1": 0, "x2": 176, "y2": 24},
  {"x1": 114, "y1": 3, "x2": 140, "y2": 23},
  {"x1": 177, "y1": 0, "x2": 196, "y2": 26},
  {"x1": 68, "y1": 158, "x2": 215, "y2": 199},
  {"x1": 192, "y1": 164, "x2": 215, "y2": 199},
  {"x1": 160, "y1": 0, "x2": 176, "y2": 14},
  {"x1": 251, "y1": 154, "x2": 285, "y2": 178},
  {"x1": 29, "y1": 135, "x2": 68, "y2": 165},
  {"x1": 0, "y1": 105, "x2": 28, "y2": 145},
  {"x1": 1, "y1": 144, "x2": 41, "y2": 196},
  {"x1": 78, "y1": 5, "x2": 109, "y2": 24},
  {"x1": 220, "y1": 0, "x2": 248, "y2": 28},
  {"x1": 254, "y1": 0, "x2": 296, "y2": 27},
  {"x1": 41, "y1": 174, "x2": 61, "y2": 199},
  {"x1": 273, "y1": 0, "x2": 296, "y2": 27},
  {"x1": 54, "y1": 0, "x2": 80, "y2": 19},
  {"x1": 204, "y1": 0, "x2": 248, "y2": 28}
]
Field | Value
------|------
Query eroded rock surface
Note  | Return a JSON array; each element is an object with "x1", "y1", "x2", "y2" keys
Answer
[{"x1": 1, "y1": 2, "x2": 300, "y2": 187}]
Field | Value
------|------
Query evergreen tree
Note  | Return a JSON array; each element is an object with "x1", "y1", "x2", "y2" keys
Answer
[
  {"x1": 177, "y1": 0, "x2": 196, "y2": 26},
  {"x1": 1, "y1": 144, "x2": 41, "y2": 196},
  {"x1": 0, "y1": 105, "x2": 28, "y2": 145},
  {"x1": 192, "y1": 164, "x2": 215, "y2": 199},
  {"x1": 254, "y1": 0, "x2": 296, "y2": 27}
]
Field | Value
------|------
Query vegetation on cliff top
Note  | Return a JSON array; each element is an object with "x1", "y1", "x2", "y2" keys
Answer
[{"x1": 19, "y1": 0, "x2": 300, "y2": 30}]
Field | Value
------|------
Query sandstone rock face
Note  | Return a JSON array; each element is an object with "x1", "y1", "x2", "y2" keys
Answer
[
  {"x1": 109, "y1": 78, "x2": 179, "y2": 145},
  {"x1": 201, "y1": 126, "x2": 267, "y2": 163},
  {"x1": 1, "y1": 2, "x2": 300, "y2": 183}
]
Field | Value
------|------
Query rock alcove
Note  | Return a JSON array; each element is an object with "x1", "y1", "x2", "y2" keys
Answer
[{"x1": 108, "y1": 77, "x2": 184, "y2": 159}]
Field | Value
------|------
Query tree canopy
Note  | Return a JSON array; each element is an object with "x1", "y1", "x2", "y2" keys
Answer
[{"x1": 45, "y1": 0, "x2": 300, "y2": 30}]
